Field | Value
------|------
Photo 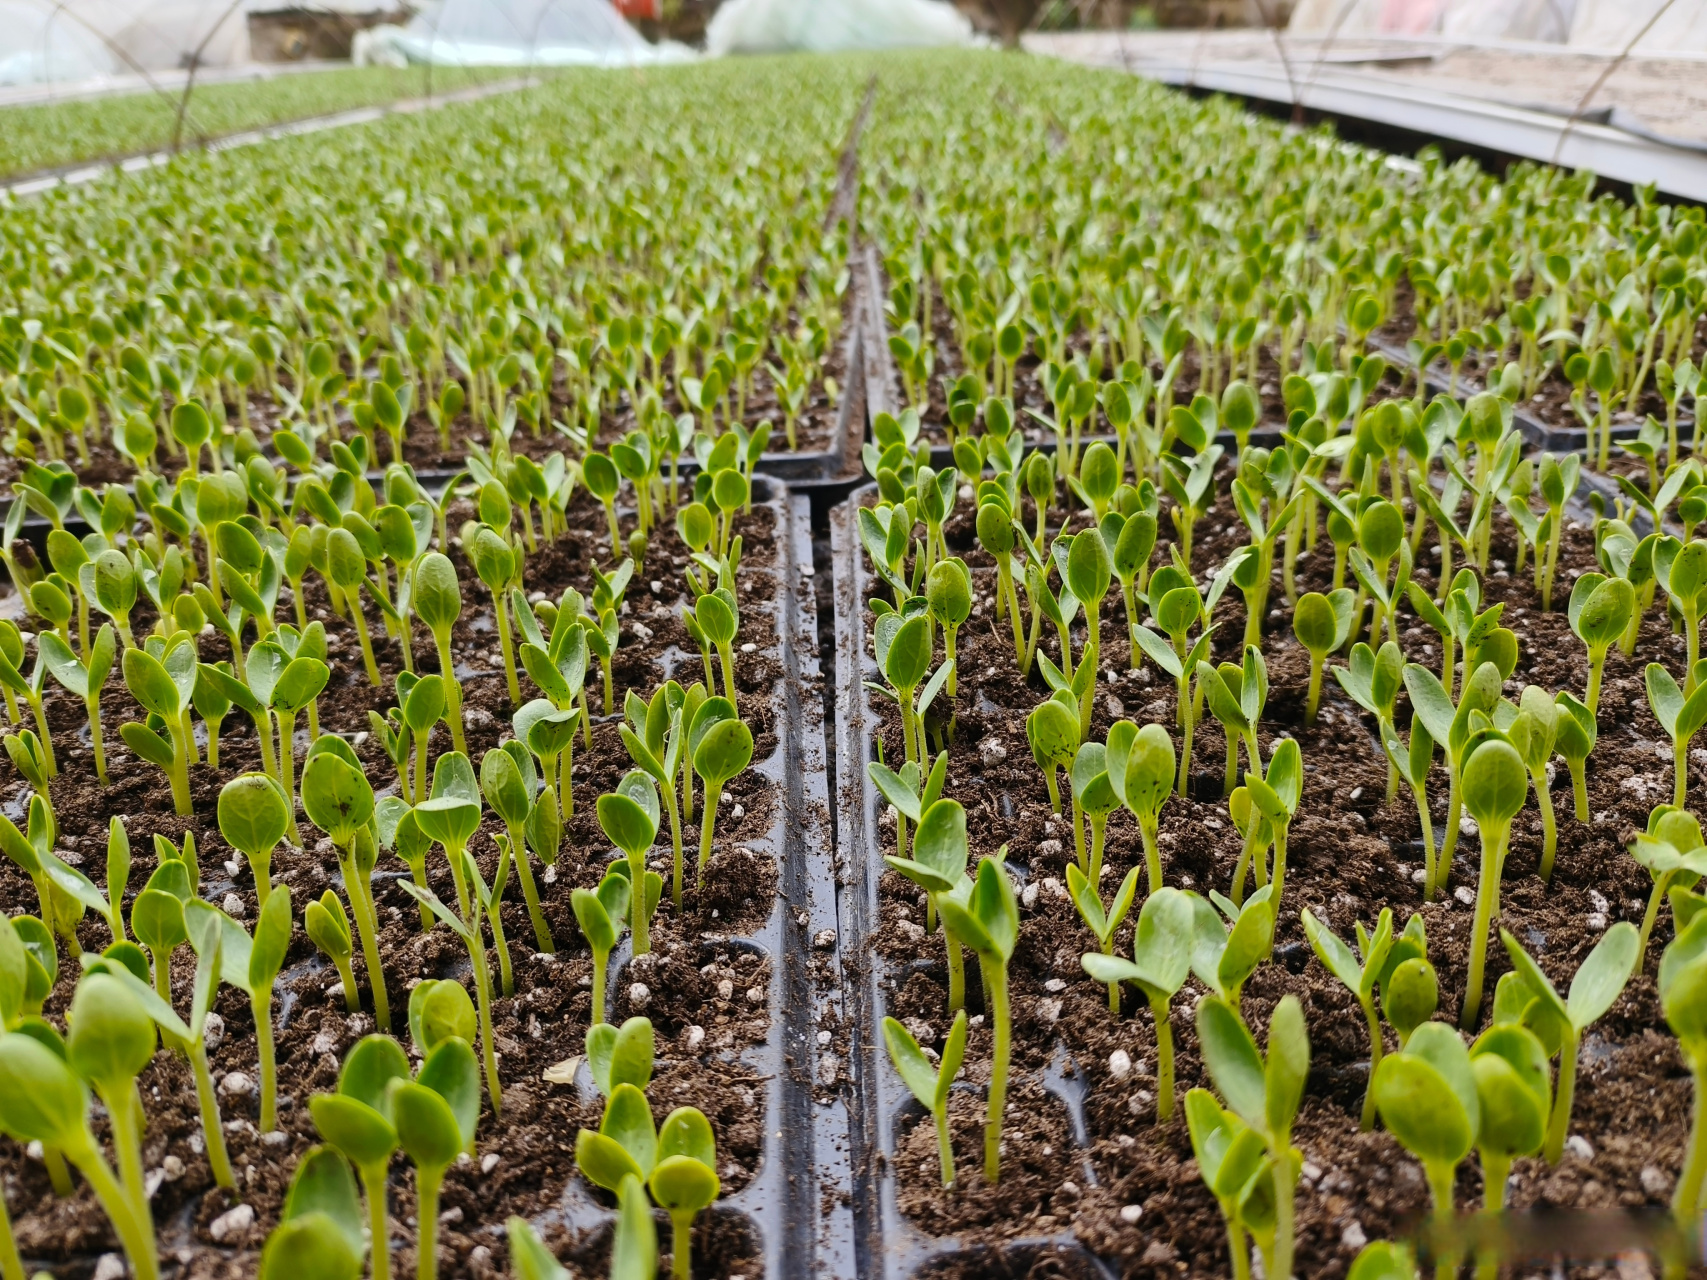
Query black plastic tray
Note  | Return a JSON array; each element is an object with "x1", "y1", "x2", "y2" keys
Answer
[
  {"x1": 531, "y1": 473, "x2": 852, "y2": 1277},
  {"x1": 828, "y1": 482, "x2": 1119, "y2": 1280}
]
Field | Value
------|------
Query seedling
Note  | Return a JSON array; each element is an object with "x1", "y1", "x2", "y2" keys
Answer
[
  {"x1": 883, "y1": 1010, "x2": 969, "y2": 1187},
  {"x1": 0, "y1": 1033, "x2": 160, "y2": 1280},
  {"x1": 258, "y1": 1146, "x2": 366, "y2": 1280},
  {"x1": 1647, "y1": 663, "x2": 1707, "y2": 809},
  {"x1": 691, "y1": 702, "x2": 753, "y2": 878},
  {"x1": 302, "y1": 745, "x2": 390, "y2": 1031},
  {"x1": 1245, "y1": 738, "x2": 1301, "y2": 910},
  {"x1": 1197, "y1": 646, "x2": 1268, "y2": 797},
  {"x1": 470, "y1": 526, "x2": 522, "y2": 704},
  {"x1": 1068, "y1": 863, "x2": 1141, "y2": 1011},
  {"x1": 1069, "y1": 742, "x2": 1120, "y2": 884},
  {"x1": 1568, "y1": 572, "x2": 1636, "y2": 714},
  {"x1": 218, "y1": 772, "x2": 291, "y2": 909},
  {"x1": 400, "y1": 858, "x2": 503, "y2": 1115},
  {"x1": 482, "y1": 744, "x2": 554, "y2": 951},
  {"x1": 870, "y1": 612, "x2": 938, "y2": 766},
  {"x1": 1381, "y1": 916, "x2": 1439, "y2": 1049},
  {"x1": 1553, "y1": 690, "x2": 1596, "y2": 828},
  {"x1": 1117, "y1": 722, "x2": 1175, "y2": 892},
  {"x1": 868, "y1": 750, "x2": 947, "y2": 872},
  {"x1": 1656, "y1": 538, "x2": 1707, "y2": 689},
  {"x1": 1026, "y1": 694, "x2": 1079, "y2": 816},
  {"x1": 65, "y1": 971, "x2": 161, "y2": 1250},
  {"x1": 572, "y1": 869, "x2": 634, "y2": 1024},
  {"x1": 885, "y1": 797, "x2": 971, "y2": 1011},
  {"x1": 925, "y1": 559, "x2": 971, "y2": 699},
  {"x1": 1292, "y1": 589, "x2": 1355, "y2": 723},
  {"x1": 936, "y1": 857, "x2": 1018, "y2": 1182},
  {"x1": 1499, "y1": 924, "x2": 1638, "y2": 1164},
  {"x1": 1458, "y1": 738, "x2": 1529, "y2": 1029},
  {"x1": 393, "y1": 1038, "x2": 481, "y2": 1280},
  {"x1": 1184, "y1": 1087, "x2": 1275, "y2": 1280},
  {"x1": 415, "y1": 552, "x2": 468, "y2": 754},
  {"x1": 1661, "y1": 912, "x2": 1707, "y2": 1216},
  {"x1": 38, "y1": 624, "x2": 115, "y2": 782},
  {"x1": 310, "y1": 1034, "x2": 409, "y2": 1280},
  {"x1": 307, "y1": 890, "x2": 359, "y2": 1012},
  {"x1": 119, "y1": 645, "x2": 195, "y2": 815},
  {"x1": 1195, "y1": 994, "x2": 1309, "y2": 1280},
  {"x1": 599, "y1": 768, "x2": 661, "y2": 956},
  {"x1": 1336, "y1": 641, "x2": 1405, "y2": 803},
  {"x1": 1083, "y1": 886, "x2": 1193, "y2": 1116},
  {"x1": 1372, "y1": 1022, "x2": 1477, "y2": 1272},
  {"x1": 587, "y1": 1015, "x2": 654, "y2": 1097},
  {"x1": 1404, "y1": 660, "x2": 1504, "y2": 897},
  {"x1": 1188, "y1": 885, "x2": 1276, "y2": 1017},
  {"x1": 622, "y1": 684, "x2": 689, "y2": 910},
  {"x1": 1501, "y1": 685, "x2": 1561, "y2": 880},
  {"x1": 1630, "y1": 808, "x2": 1707, "y2": 962},
  {"x1": 270, "y1": 656, "x2": 330, "y2": 842},
  {"x1": 1301, "y1": 908, "x2": 1395, "y2": 1130}
]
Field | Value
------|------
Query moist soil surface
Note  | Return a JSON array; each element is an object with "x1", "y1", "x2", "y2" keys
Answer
[
  {"x1": 856, "y1": 470, "x2": 1706, "y2": 1278},
  {"x1": 0, "y1": 486, "x2": 794, "y2": 1278}
]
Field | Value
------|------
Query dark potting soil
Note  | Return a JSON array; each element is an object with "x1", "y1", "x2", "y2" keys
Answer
[
  {"x1": 855, "y1": 472, "x2": 1707, "y2": 1278},
  {"x1": 0, "y1": 486, "x2": 791, "y2": 1278}
]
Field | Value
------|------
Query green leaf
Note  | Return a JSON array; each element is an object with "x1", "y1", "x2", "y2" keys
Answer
[
  {"x1": 1564, "y1": 921, "x2": 1639, "y2": 1030},
  {"x1": 391, "y1": 1080, "x2": 463, "y2": 1172},
  {"x1": 218, "y1": 773, "x2": 291, "y2": 859},
  {"x1": 1195, "y1": 995, "x2": 1266, "y2": 1131},
  {"x1": 1372, "y1": 1052, "x2": 1473, "y2": 1166}
]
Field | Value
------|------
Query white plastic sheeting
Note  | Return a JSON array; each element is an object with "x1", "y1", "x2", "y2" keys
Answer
[
  {"x1": 705, "y1": 0, "x2": 973, "y2": 56},
  {"x1": 357, "y1": 0, "x2": 691, "y2": 66},
  {"x1": 0, "y1": 0, "x2": 258, "y2": 84},
  {"x1": 1570, "y1": 0, "x2": 1707, "y2": 54},
  {"x1": 1288, "y1": 0, "x2": 1576, "y2": 41}
]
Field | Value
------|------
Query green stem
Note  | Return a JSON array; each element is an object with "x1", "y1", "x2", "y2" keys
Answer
[
  {"x1": 944, "y1": 919, "x2": 964, "y2": 1014},
  {"x1": 663, "y1": 777, "x2": 684, "y2": 914},
  {"x1": 88, "y1": 697, "x2": 108, "y2": 784},
  {"x1": 1569, "y1": 758, "x2": 1589, "y2": 823},
  {"x1": 1306, "y1": 655, "x2": 1323, "y2": 723},
  {"x1": 253, "y1": 707, "x2": 278, "y2": 785},
  {"x1": 718, "y1": 643, "x2": 737, "y2": 711},
  {"x1": 591, "y1": 948, "x2": 608, "y2": 1027},
  {"x1": 629, "y1": 838, "x2": 651, "y2": 957},
  {"x1": 469, "y1": 929, "x2": 503, "y2": 1115},
  {"x1": 1460, "y1": 821, "x2": 1508, "y2": 1031},
  {"x1": 1436, "y1": 765, "x2": 1462, "y2": 900},
  {"x1": 1543, "y1": 1026, "x2": 1579, "y2": 1166},
  {"x1": 1426, "y1": 1159, "x2": 1459, "y2": 1280},
  {"x1": 670, "y1": 1210, "x2": 693, "y2": 1280},
  {"x1": 508, "y1": 823, "x2": 554, "y2": 953},
  {"x1": 1585, "y1": 646, "x2": 1606, "y2": 716},
  {"x1": 1270, "y1": 1134, "x2": 1296, "y2": 1280},
  {"x1": 0, "y1": 1188, "x2": 23, "y2": 1280},
  {"x1": 1270, "y1": 825, "x2": 1289, "y2": 913},
  {"x1": 335, "y1": 955, "x2": 359, "y2": 1010},
  {"x1": 415, "y1": 1167, "x2": 442, "y2": 1280},
  {"x1": 43, "y1": 1147, "x2": 71, "y2": 1197},
  {"x1": 1152, "y1": 995, "x2": 1176, "y2": 1122},
  {"x1": 1672, "y1": 1051, "x2": 1707, "y2": 1219},
  {"x1": 67, "y1": 1140, "x2": 159, "y2": 1280},
  {"x1": 1360, "y1": 997, "x2": 1383, "y2": 1132},
  {"x1": 191, "y1": 1040, "x2": 235, "y2": 1191},
  {"x1": 1677, "y1": 735, "x2": 1691, "y2": 810},
  {"x1": 253, "y1": 989, "x2": 278, "y2": 1131},
  {"x1": 346, "y1": 851, "x2": 391, "y2": 1032},
  {"x1": 351, "y1": 599, "x2": 381, "y2": 685},
  {"x1": 981, "y1": 956, "x2": 1010, "y2": 1184},
  {"x1": 935, "y1": 1105, "x2": 955, "y2": 1187},
  {"x1": 1140, "y1": 815, "x2": 1162, "y2": 894},
  {"x1": 698, "y1": 781, "x2": 722, "y2": 880},
  {"x1": 278, "y1": 709, "x2": 300, "y2": 848},
  {"x1": 1639, "y1": 871, "x2": 1675, "y2": 969},
  {"x1": 1226, "y1": 1216, "x2": 1252, "y2": 1280},
  {"x1": 1536, "y1": 773, "x2": 1558, "y2": 881},
  {"x1": 103, "y1": 1084, "x2": 152, "y2": 1247},
  {"x1": 495, "y1": 594, "x2": 520, "y2": 706}
]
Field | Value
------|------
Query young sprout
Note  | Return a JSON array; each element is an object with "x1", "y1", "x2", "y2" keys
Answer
[
  {"x1": 415, "y1": 552, "x2": 468, "y2": 755},
  {"x1": 1630, "y1": 808, "x2": 1707, "y2": 962},
  {"x1": 258, "y1": 1146, "x2": 366, "y2": 1280},
  {"x1": 38, "y1": 624, "x2": 115, "y2": 782},
  {"x1": 1404, "y1": 660, "x2": 1504, "y2": 897},
  {"x1": 1301, "y1": 908, "x2": 1395, "y2": 1131},
  {"x1": 599, "y1": 769, "x2": 661, "y2": 957},
  {"x1": 583, "y1": 452, "x2": 624, "y2": 559},
  {"x1": 1292, "y1": 589, "x2": 1355, "y2": 723},
  {"x1": 975, "y1": 497, "x2": 1029, "y2": 673},
  {"x1": 398, "y1": 869, "x2": 504, "y2": 1118},
  {"x1": 1646, "y1": 662, "x2": 1707, "y2": 809},
  {"x1": 937, "y1": 856, "x2": 1018, "y2": 1183},
  {"x1": 1660, "y1": 912, "x2": 1707, "y2": 1217},
  {"x1": 309, "y1": 1034, "x2": 408, "y2": 1280},
  {"x1": 65, "y1": 971, "x2": 160, "y2": 1252},
  {"x1": 869, "y1": 751, "x2": 947, "y2": 871},
  {"x1": 1336, "y1": 641, "x2": 1404, "y2": 802},
  {"x1": 218, "y1": 772, "x2": 291, "y2": 909},
  {"x1": 1195, "y1": 994, "x2": 1309, "y2": 1280},
  {"x1": 393, "y1": 1039, "x2": 481, "y2": 1280},
  {"x1": 307, "y1": 890, "x2": 359, "y2": 1012},
  {"x1": 925, "y1": 559, "x2": 971, "y2": 699},
  {"x1": 515, "y1": 695, "x2": 580, "y2": 824},
  {"x1": 1553, "y1": 690, "x2": 1596, "y2": 827},
  {"x1": 586, "y1": 1015, "x2": 654, "y2": 1097},
  {"x1": 400, "y1": 674, "x2": 446, "y2": 804},
  {"x1": 690, "y1": 587, "x2": 740, "y2": 711},
  {"x1": 1245, "y1": 739, "x2": 1302, "y2": 909},
  {"x1": 1372, "y1": 1022, "x2": 1477, "y2": 1272},
  {"x1": 622, "y1": 685, "x2": 688, "y2": 910},
  {"x1": 270, "y1": 656, "x2": 329, "y2": 841},
  {"x1": 1188, "y1": 886, "x2": 1276, "y2": 1019},
  {"x1": 302, "y1": 746, "x2": 390, "y2": 1031},
  {"x1": 1568, "y1": 573, "x2": 1636, "y2": 714},
  {"x1": 1458, "y1": 739, "x2": 1529, "y2": 1030},
  {"x1": 1026, "y1": 694, "x2": 1079, "y2": 815},
  {"x1": 471, "y1": 832, "x2": 516, "y2": 998},
  {"x1": 327, "y1": 528, "x2": 381, "y2": 685},
  {"x1": 872, "y1": 612, "x2": 937, "y2": 767},
  {"x1": 119, "y1": 645, "x2": 195, "y2": 815},
  {"x1": 199, "y1": 653, "x2": 279, "y2": 783},
  {"x1": 1502, "y1": 685, "x2": 1561, "y2": 880},
  {"x1": 0, "y1": 1034, "x2": 160, "y2": 1280},
  {"x1": 1119, "y1": 722, "x2": 1175, "y2": 892},
  {"x1": 1068, "y1": 863, "x2": 1140, "y2": 1012},
  {"x1": 883, "y1": 1010, "x2": 969, "y2": 1187},
  {"x1": 1656, "y1": 539, "x2": 1707, "y2": 689},
  {"x1": 572, "y1": 869, "x2": 634, "y2": 1025},
  {"x1": 1537, "y1": 453, "x2": 1581, "y2": 609},
  {"x1": 481, "y1": 744, "x2": 554, "y2": 952},
  {"x1": 470, "y1": 527, "x2": 522, "y2": 705},
  {"x1": 884, "y1": 797, "x2": 971, "y2": 1013},
  {"x1": 1498, "y1": 923, "x2": 1637, "y2": 1164},
  {"x1": 1069, "y1": 742, "x2": 1119, "y2": 884},
  {"x1": 1184, "y1": 1088, "x2": 1272, "y2": 1280},
  {"x1": 690, "y1": 702, "x2": 754, "y2": 879},
  {"x1": 1083, "y1": 886, "x2": 1193, "y2": 1117},
  {"x1": 1197, "y1": 646, "x2": 1268, "y2": 798}
]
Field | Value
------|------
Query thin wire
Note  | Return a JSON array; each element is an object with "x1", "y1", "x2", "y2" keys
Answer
[{"x1": 1550, "y1": 0, "x2": 1678, "y2": 166}]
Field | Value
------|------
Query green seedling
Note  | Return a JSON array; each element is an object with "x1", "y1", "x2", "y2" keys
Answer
[
  {"x1": 307, "y1": 890, "x2": 359, "y2": 1013},
  {"x1": 926, "y1": 559, "x2": 972, "y2": 699},
  {"x1": 599, "y1": 768, "x2": 661, "y2": 956},
  {"x1": 270, "y1": 656, "x2": 330, "y2": 843},
  {"x1": 572, "y1": 869, "x2": 634, "y2": 1025},
  {"x1": 884, "y1": 796, "x2": 972, "y2": 1012},
  {"x1": 1501, "y1": 685, "x2": 1561, "y2": 881},
  {"x1": 936, "y1": 857, "x2": 1018, "y2": 1182},
  {"x1": 326, "y1": 528, "x2": 381, "y2": 684},
  {"x1": 130, "y1": 858, "x2": 189, "y2": 1004},
  {"x1": 1553, "y1": 690, "x2": 1596, "y2": 826},
  {"x1": 1195, "y1": 994, "x2": 1309, "y2": 1280},
  {"x1": 587, "y1": 1015, "x2": 654, "y2": 1097},
  {"x1": 393, "y1": 1038, "x2": 481, "y2": 1280},
  {"x1": 310, "y1": 1034, "x2": 410, "y2": 1280},
  {"x1": 1069, "y1": 742, "x2": 1120, "y2": 884},
  {"x1": 883, "y1": 1010, "x2": 969, "y2": 1187},
  {"x1": 1499, "y1": 923, "x2": 1637, "y2": 1164},
  {"x1": 507, "y1": 1218, "x2": 568, "y2": 1280},
  {"x1": 1459, "y1": 738, "x2": 1529, "y2": 1029},
  {"x1": 870, "y1": 612, "x2": 939, "y2": 767},
  {"x1": 199, "y1": 654, "x2": 279, "y2": 783},
  {"x1": 415, "y1": 552, "x2": 467, "y2": 754},
  {"x1": 1630, "y1": 808, "x2": 1707, "y2": 961},
  {"x1": 1656, "y1": 539, "x2": 1707, "y2": 689},
  {"x1": 0, "y1": 1033, "x2": 159, "y2": 1280},
  {"x1": 1184, "y1": 1087, "x2": 1274, "y2": 1280},
  {"x1": 690, "y1": 587, "x2": 740, "y2": 710},
  {"x1": 1381, "y1": 917, "x2": 1439, "y2": 1049},
  {"x1": 38, "y1": 625, "x2": 115, "y2": 782},
  {"x1": 1116, "y1": 721, "x2": 1175, "y2": 892},
  {"x1": 1537, "y1": 453, "x2": 1581, "y2": 609},
  {"x1": 401, "y1": 674, "x2": 446, "y2": 805},
  {"x1": 868, "y1": 750, "x2": 947, "y2": 872},
  {"x1": 1187, "y1": 885, "x2": 1276, "y2": 1017},
  {"x1": 400, "y1": 861, "x2": 503, "y2": 1117},
  {"x1": 1405, "y1": 660, "x2": 1504, "y2": 898},
  {"x1": 1469, "y1": 1023, "x2": 1552, "y2": 1265},
  {"x1": 1026, "y1": 694, "x2": 1079, "y2": 816},
  {"x1": 1067, "y1": 863, "x2": 1141, "y2": 1012},
  {"x1": 1301, "y1": 908, "x2": 1395, "y2": 1130},
  {"x1": 258, "y1": 1146, "x2": 366, "y2": 1280},
  {"x1": 470, "y1": 526, "x2": 522, "y2": 705},
  {"x1": 302, "y1": 745, "x2": 391, "y2": 1033},
  {"x1": 1380, "y1": 716, "x2": 1438, "y2": 896},
  {"x1": 65, "y1": 971, "x2": 161, "y2": 1250},
  {"x1": 119, "y1": 644, "x2": 195, "y2": 815},
  {"x1": 1197, "y1": 646, "x2": 1268, "y2": 798},
  {"x1": 1661, "y1": 912, "x2": 1707, "y2": 1217},
  {"x1": 1292, "y1": 589, "x2": 1355, "y2": 723},
  {"x1": 471, "y1": 831, "x2": 516, "y2": 998},
  {"x1": 1372, "y1": 1022, "x2": 1477, "y2": 1277},
  {"x1": 1568, "y1": 572, "x2": 1636, "y2": 714},
  {"x1": 218, "y1": 771, "x2": 291, "y2": 910},
  {"x1": 482, "y1": 744, "x2": 554, "y2": 952},
  {"x1": 1245, "y1": 738, "x2": 1302, "y2": 910},
  {"x1": 1647, "y1": 663, "x2": 1707, "y2": 809},
  {"x1": 377, "y1": 800, "x2": 435, "y2": 931},
  {"x1": 1083, "y1": 886, "x2": 1193, "y2": 1117},
  {"x1": 1336, "y1": 641, "x2": 1405, "y2": 803},
  {"x1": 622, "y1": 684, "x2": 688, "y2": 911},
  {"x1": 691, "y1": 702, "x2": 753, "y2": 879},
  {"x1": 409, "y1": 980, "x2": 477, "y2": 1059}
]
